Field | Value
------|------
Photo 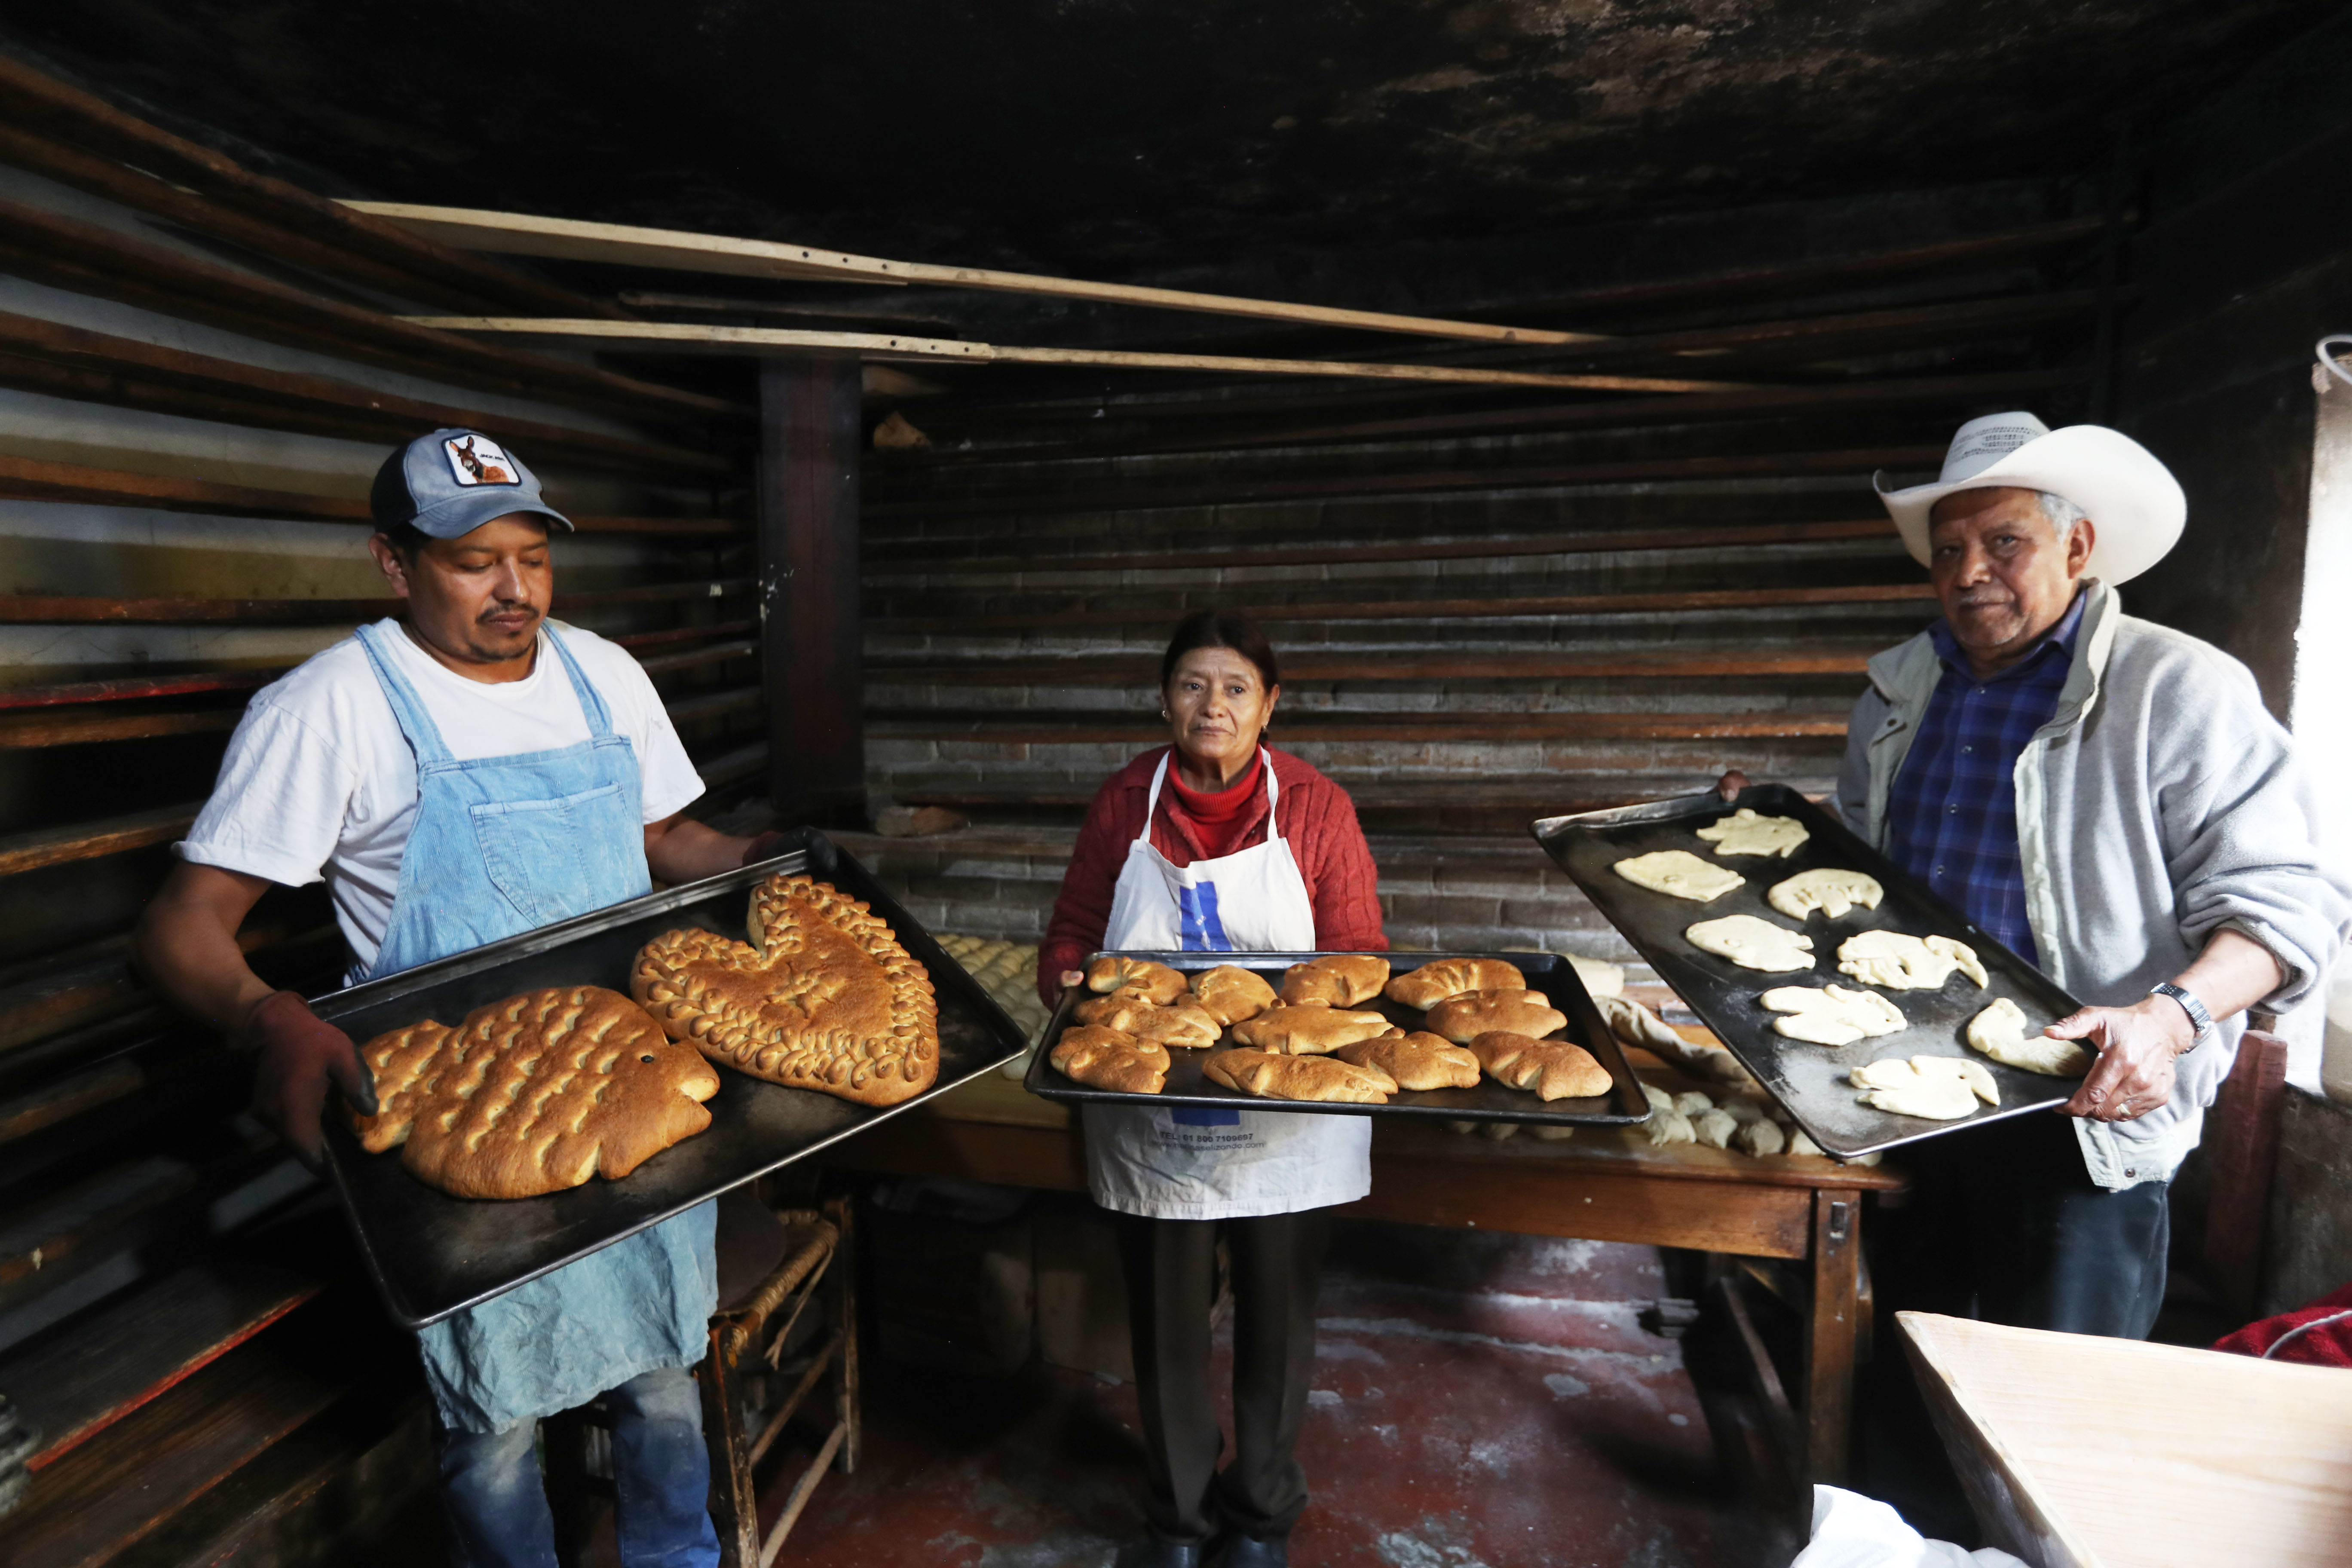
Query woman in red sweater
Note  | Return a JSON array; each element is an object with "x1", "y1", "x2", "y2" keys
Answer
[{"x1": 1040, "y1": 611, "x2": 1384, "y2": 1568}]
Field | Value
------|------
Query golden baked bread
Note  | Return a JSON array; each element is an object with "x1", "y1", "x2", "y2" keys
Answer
[
  {"x1": 1075, "y1": 989, "x2": 1160, "y2": 1030},
  {"x1": 1424, "y1": 989, "x2": 1570, "y2": 1045},
  {"x1": 1467, "y1": 1030, "x2": 1612, "y2": 1101},
  {"x1": 1122, "y1": 999, "x2": 1224, "y2": 1051},
  {"x1": 1190, "y1": 965, "x2": 1277, "y2": 1026},
  {"x1": 631, "y1": 875, "x2": 938, "y2": 1108},
  {"x1": 1229, "y1": 1003, "x2": 1395, "y2": 1056},
  {"x1": 1204, "y1": 1048, "x2": 1396, "y2": 1103},
  {"x1": 1333, "y1": 1031, "x2": 1482, "y2": 1091},
  {"x1": 1085, "y1": 956, "x2": 1187, "y2": 1004},
  {"x1": 1050, "y1": 1025, "x2": 1170, "y2": 1093},
  {"x1": 352, "y1": 986, "x2": 720, "y2": 1200},
  {"x1": 1277, "y1": 954, "x2": 1392, "y2": 1007},
  {"x1": 1384, "y1": 959, "x2": 1527, "y2": 1010}
]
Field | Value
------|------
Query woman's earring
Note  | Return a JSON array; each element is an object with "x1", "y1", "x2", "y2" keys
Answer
[{"x1": 1160, "y1": 709, "x2": 1170, "y2": 721}]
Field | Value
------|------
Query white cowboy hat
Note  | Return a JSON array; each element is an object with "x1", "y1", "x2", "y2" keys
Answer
[{"x1": 1874, "y1": 412, "x2": 2186, "y2": 585}]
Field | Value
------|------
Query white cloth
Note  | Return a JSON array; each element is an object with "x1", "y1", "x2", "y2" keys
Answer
[
  {"x1": 1789, "y1": 1486, "x2": 2026, "y2": 1568},
  {"x1": 1082, "y1": 750, "x2": 1374, "y2": 1221},
  {"x1": 180, "y1": 618, "x2": 703, "y2": 979}
]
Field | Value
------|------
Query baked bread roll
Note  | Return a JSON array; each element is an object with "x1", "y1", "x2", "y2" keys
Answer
[
  {"x1": 1204, "y1": 1048, "x2": 1396, "y2": 1103},
  {"x1": 1190, "y1": 965, "x2": 1277, "y2": 1026},
  {"x1": 1277, "y1": 954, "x2": 1392, "y2": 1007},
  {"x1": 1424, "y1": 989, "x2": 1569, "y2": 1045},
  {"x1": 1075, "y1": 989, "x2": 1160, "y2": 1030},
  {"x1": 1333, "y1": 1031, "x2": 1482, "y2": 1091},
  {"x1": 1122, "y1": 1000, "x2": 1223, "y2": 1051},
  {"x1": 1229, "y1": 1003, "x2": 1394, "y2": 1055},
  {"x1": 1467, "y1": 1031, "x2": 1612, "y2": 1101},
  {"x1": 1050, "y1": 1025, "x2": 1170, "y2": 1093},
  {"x1": 1384, "y1": 959, "x2": 1527, "y2": 1010},
  {"x1": 632, "y1": 875, "x2": 938, "y2": 1108},
  {"x1": 1085, "y1": 957, "x2": 1187, "y2": 1004},
  {"x1": 353, "y1": 986, "x2": 720, "y2": 1200}
]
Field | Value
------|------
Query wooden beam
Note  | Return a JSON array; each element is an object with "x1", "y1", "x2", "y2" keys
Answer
[
  {"x1": 0, "y1": 309, "x2": 729, "y2": 478},
  {"x1": 0, "y1": 579, "x2": 749, "y2": 622},
  {"x1": 0, "y1": 199, "x2": 735, "y2": 425},
  {"x1": 0, "y1": 670, "x2": 277, "y2": 710},
  {"x1": 617, "y1": 290, "x2": 966, "y2": 334},
  {"x1": 863, "y1": 518, "x2": 1899, "y2": 580},
  {"x1": 0, "y1": 52, "x2": 624, "y2": 320},
  {"x1": 872, "y1": 712, "x2": 1850, "y2": 743},
  {"x1": 639, "y1": 639, "x2": 761, "y2": 677},
  {"x1": 0, "y1": 803, "x2": 199, "y2": 877},
  {"x1": 611, "y1": 619, "x2": 759, "y2": 651},
  {"x1": 404, "y1": 318, "x2": 1747, "y2": 395},
  {"x1": 758, "y1": 359, "x2": 865, "y2": 826},
  {"x1": 869, "y1": 649, "x2": 1879, "y2": 686},
  {"x1": 1547, "y1": 291, "x2": 2103, "y2": 369},
  {"x1": 696, "y1": 741, "x2": 772, "y2": 790},
  {"x1": 0, "y1": 706, "x2": 240, "y2": 749},
  {"x1": 663, "y1": 686, "x2": 764, "y2": 726},
  {"x1": 354, "y1": 202, "x2": 1615, "y2": 347}
]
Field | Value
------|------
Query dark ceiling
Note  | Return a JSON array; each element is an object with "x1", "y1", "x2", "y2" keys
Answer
[{"x1": 0, "y1": 0, "x2": 2328, "y2": 279}]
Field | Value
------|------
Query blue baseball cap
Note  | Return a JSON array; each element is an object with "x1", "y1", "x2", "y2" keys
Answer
[{"x1": 369, "y1": 428, "x2": 573, "y2": 539}]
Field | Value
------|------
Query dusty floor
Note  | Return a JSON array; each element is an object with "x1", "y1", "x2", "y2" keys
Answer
[{"x1": 762, "y1": 1220, "x2": 1800, "y2": 1568}]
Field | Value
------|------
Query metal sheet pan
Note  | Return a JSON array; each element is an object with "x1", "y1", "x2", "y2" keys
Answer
[
  {"x1": 1023, "y1": 950, "x2": 1648, "y2": 1125},
  {"x1": 1531, "y1": 783, "x2": 2085, "y2": 1159},
  {"x1": 311, "y1": 829, "x2": 1028, "y2": 1329}
]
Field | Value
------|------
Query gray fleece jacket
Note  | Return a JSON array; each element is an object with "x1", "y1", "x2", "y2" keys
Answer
[{"x1": 1836, "y1": 579, "x2": 2352, "y2": 1189}]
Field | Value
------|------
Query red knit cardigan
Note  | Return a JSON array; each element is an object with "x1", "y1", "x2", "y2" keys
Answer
[{"x1": 1038, "y1": 746, "x2": 1386, "y2": 1005}]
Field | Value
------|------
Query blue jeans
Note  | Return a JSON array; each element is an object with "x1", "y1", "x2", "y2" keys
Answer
[{"x1": 437, "y1": 1365, "x2": 721, "y2": 1568}]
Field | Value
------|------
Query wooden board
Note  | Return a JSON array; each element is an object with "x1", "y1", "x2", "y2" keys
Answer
[
  {"x1": 1900, "y1": 1311, "x2": 2352, "y2": 1567},
  {"x1": 869, "y1": 649, "x2": 1880, "y2": 686}
]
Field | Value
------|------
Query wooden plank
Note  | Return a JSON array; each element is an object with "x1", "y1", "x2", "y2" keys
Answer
[
  {"x1": 0, "y1": 1059, "x2": 146, "y2": 1148},
  {"x1": 1550, "y1": 290, "x2": 2101, "y2": 369},
  {"x1": 612, "y1": 619, "x2": 758, "y2": 651},
  {"x1": 0, "y1": 670, "x2": 276, "y2": 710},
  {"x1": 759, "y1": 358, "x2": 866, "y2": 824},
  {"x1": 353, "y1": 202, "x2": 1623, "y2": 348},
  {"x1": 0, "y1": 52, "x2": 626, "y2": 321},
  {"x1": 0, "y1": 802, "x2": 199, "y2": 877},
  {"x1": 0, "y1": 199, "x2": 734, "y2": 425},
  {"x1": 879, "y1": 581, "x2": 1936, "y2": 633},
  {"x1": 0, "y1": 706, "x2": 239, "y2": 748},
  {"x1": 619, "y1": 289, "x2": 965, "y2": 333},
  {"x1": 869, "y1": 649, "x2": 1880, "y2": 686},
  {"x1": 863, "y1": 443, "x2": 1948, "y2": 518},
  {"x1": 0, "y1": 308, "x2": 727, "y2": 478},
  {"x1": 864, "y1": 518, "x2": 1899, "y2": 579},
  {"x1": 407, "y1": 318, "x2": 1748, "y2": 396},
  {"x1": 1341, "y1": 1160, "x2": 1812, "y2": 1257},
  {"x1": 0, "y1": 1251, "x2": 320, "y2": 1469},
  {"x1": 0, "y1": 579, "x2": 749, "y2": 623},
  {"x1": 2, "y1": 1329, "x2": 339, "y2": 1568},
  {"x1": 665, "y1": 686, "x2": 764, "y2": 726},
  {"x1": 696, "y1": 741, "x2": 772, "y2": 790},
  {"x1": 1803, "y1": 1188, "x2": 1862, "y2": 1482},
  {"x1": 870, "y1": 711, "x2": 1850, "y2": 744},
  {"x1": 0, "y1": 1156, "x2": 200, "y2": 1305},
  {"x1": 640, "y1": 639, "x2": 761, "y2": 677}
]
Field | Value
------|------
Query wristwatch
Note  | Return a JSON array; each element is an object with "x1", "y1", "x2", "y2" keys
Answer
[{"x1": 2150, "y1": 982, "x2": 2214, "y2": 1047}]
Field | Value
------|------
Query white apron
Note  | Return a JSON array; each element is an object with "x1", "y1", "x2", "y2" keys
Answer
[{"x1": 1082, "y1": 749, "x2": 1374, "y2": 1221}]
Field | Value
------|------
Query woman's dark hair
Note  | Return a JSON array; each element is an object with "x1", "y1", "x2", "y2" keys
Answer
[{"x1": 1160, "y1": 610, "x2": 1279, "y2": 692}]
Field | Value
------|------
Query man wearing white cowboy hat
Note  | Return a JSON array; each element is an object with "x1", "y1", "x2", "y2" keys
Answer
[{"x1": 1725, "y1": 410, "x2": 2349, "y2": 1339}]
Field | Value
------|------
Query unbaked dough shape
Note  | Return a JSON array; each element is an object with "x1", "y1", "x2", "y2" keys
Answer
[
  {"x1": 1851, "y1": 1054, "x2": 1999, "y2": 1119},
  {"x1": 1685, "y1": 914, "x2": 1815, "y2": 973},
  {"x1": 1759, "y1": 984, "x2": 1907, "y2": 1046},
  {"x1": 1695, "y1": 808, "x2": 1810, "y2": 859},
  {"x1": 1767, "y1": 867, "x2": 1885, "y2": 922},
  {"x1": 1965, "y1": 996, "x2": 2094, "y2": 1078},
  {"x1": 1612, "y1": 849, "x2": 1745, "y2": 903},
  {"x1": 1836, "y1": 930, "x2": 1987, "y2": 990}
]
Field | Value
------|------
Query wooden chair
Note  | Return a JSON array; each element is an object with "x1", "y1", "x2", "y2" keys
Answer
[{"x1": 698, "y1": 1192, "x2": 861, "y2": 1568}]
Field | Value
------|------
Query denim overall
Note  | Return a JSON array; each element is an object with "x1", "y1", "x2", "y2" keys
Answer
[{"x1": 355, "y1": 622, "x2": 719, "y2": 1568}]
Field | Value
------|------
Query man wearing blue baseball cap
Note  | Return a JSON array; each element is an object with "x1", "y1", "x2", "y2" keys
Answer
[{"x1": 138, "y1": 429, "x2": 778, "y2": 1567}]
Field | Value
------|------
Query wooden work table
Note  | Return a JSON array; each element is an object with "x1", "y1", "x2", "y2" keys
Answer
[{"x1": 825, "y1": 1068, "x2": 1906, "y2": 1481}]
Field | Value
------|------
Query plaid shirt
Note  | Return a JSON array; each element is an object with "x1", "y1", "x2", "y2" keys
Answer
[{"x1": 1883, "y1": 590, "x2": 2087, "y2": 966}]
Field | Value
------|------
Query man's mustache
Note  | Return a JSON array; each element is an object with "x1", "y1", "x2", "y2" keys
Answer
[{"x1": 476, "y1": 599, "x2": 542, "y2": 624}]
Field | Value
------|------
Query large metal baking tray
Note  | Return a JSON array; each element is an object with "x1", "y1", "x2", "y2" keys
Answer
[
  {"x1": 1023, "y1": 950, "x2": 1648, "y2": 1126},
  {"x1": 1532, "y1": 782, "x2": 2083, "y2": 1159},
  {"x1": 310, "y1": 829, "x2": 1028, "y2": 1329}
]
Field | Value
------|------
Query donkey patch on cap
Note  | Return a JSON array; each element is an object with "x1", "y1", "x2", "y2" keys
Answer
[{"x1": 443, "y1": 433, "x2": 519, "y2": 487}]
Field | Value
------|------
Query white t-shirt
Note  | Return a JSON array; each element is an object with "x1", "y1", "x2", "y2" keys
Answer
[{"x1": 182, "y1": 618, "x2": 704, "y2": 977}]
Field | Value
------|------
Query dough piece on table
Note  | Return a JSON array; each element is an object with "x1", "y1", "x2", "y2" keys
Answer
[
  {"x1": 1966, "y1": 997, "x2": 2094, "y2": 1078},
  {"x1": 1280, "y1": 955, "x2": 1392, "y2": 1008},
  {"x1": 1467, "y1": 1031, "x2": 1612, "y2": 1101},
  {"x1": 1595, "y1": 995, "x2": 1683, "y2": 1053},
  {"x1": 1646, "y1": 1104, "x2": 1697, "y2": 1146},
  {"x1": 1566, "y1": 955, "x2": 1625, "y2": 999},
  {"x1": 1835, "y1": 931, "x2": 1987, "y2": 991},
  {"x1": 1425, "y1": 989, "x2": 1570, "y2": 1045},
  {"x1": 1612, "y1": 850, "x2": 1744, "y2": 903},
  {"x1": 1672, "y1": 1090, "x2": 1715, "y2": 1118},
  {"x1": 1691, "y1": 1108, "x2": 1739, "y2": 1148},
  {"x1": 1050, "y1": 1025, "x2": 1171, "y2": 1094},
  {"x1": 1385, "y1": 958, "x2": 1527, "y2": 1010},
  {"x1": 1204, "y1": 1048, "x2": 1395, "y2": 1103},
  {"x1": 1733, "y1": 1118, "x2": 1787, "y2": 1157},
  {"x1": 1850, "y1": 1054, "x2": 1997, "y2": 1120},
  {"x1": 1760, "y1": 984, "x2": 1907, "y2": 1046},
  {"x1": 1190, "y1": 965, "x2": 1277, "y2": 1026},
  {"x1": 632, "y1": 876, "x2": 938, "y2": 1108},
  {"x1": 1686, "y1": 915, "x2": 1816, "y2": 973},
  {"x1": 1230, "y1": 1003, "x2": 1394, "y2": 1056},
  {"x1": 1696, "y1": 807, "x2": 1810, "y2": 859},
  {"x1": 1122, "y1": 1000, "x2": 1224, "y2": 1052},
  {"x1": 353, "y1": 986, "x2": 720, "y2": 1200},
  {"x1": 1085, "y1": 956, "x2": 1187, "y2": 1004},
  {"x1": 1767, "y1": 868, "x2": 1885, "y2": 922},
  {"x1": 1333, "y1": 1031, "x2": 1482, "y2": 1091},
  {"x1": 1479, "y1": 1120, "x2": 1521, "y2": 1140}
]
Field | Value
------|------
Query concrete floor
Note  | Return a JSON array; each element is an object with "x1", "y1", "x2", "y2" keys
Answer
[{"x1": 763, "y1": 1220, "x2": 1801, "y2": 1568}]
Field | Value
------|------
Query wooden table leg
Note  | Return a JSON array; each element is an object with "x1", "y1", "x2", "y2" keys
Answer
[{"x1": 1803, "y1": 1187, "x2": 1862, "y2": 1483}]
